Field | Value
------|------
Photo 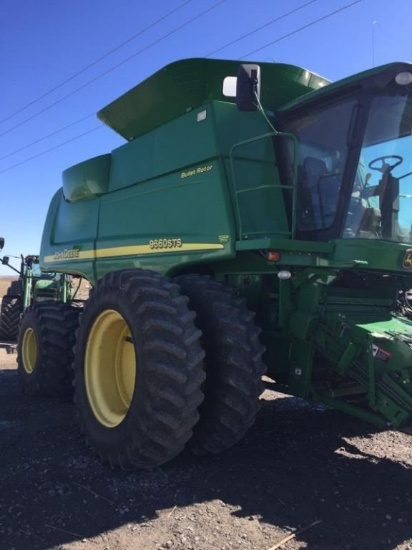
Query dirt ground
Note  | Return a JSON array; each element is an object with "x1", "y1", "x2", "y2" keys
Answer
[{"x1": 0, "y1": 341, "x2": 411, "y2": 550}]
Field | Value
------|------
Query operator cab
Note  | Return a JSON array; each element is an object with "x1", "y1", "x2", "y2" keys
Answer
[{"x1": 276, "y1": 63, "x2": 412, "y2": 244}]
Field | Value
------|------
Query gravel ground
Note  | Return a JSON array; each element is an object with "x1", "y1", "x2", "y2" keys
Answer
[{"x1": 0, "y1": 348, "x2": 411, "y2": 550}]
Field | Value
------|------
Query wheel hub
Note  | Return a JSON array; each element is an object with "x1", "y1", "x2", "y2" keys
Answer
[{"x1": 85, "y1": 309, "x2": 136, "y2": 428}]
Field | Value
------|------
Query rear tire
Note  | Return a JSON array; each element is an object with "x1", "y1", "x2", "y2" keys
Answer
[
  {"x1": 0, "y1": 296, "x2": 22, "y2": 340},
  {"x1": 73, "y1": 269, "x2": 205, "y2": 469},
  {"x1": 7, "y1": 280, "x2": 23, "y2": 297},
  {"x1": 17, "y1": 302, "x2": 80, "y2": 397},
  {"x1": 176, "y1": 274, "x2": 266, "y2": 454}
]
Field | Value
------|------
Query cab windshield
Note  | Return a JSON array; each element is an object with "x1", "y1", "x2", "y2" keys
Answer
[{"x1": 280, "y1": 90, "x2": 412, "y2": 243}]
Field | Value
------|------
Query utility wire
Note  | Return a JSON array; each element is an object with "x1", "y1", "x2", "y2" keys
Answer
[
  {"x1": 0, "y1": 0, "x2": 224, "y2": 140},
  {"x1": 0, "y1": 1, "x2": 225, "y2": 173},
  {"x1": 0, "y1": 0, "x2": 315, "y2": 165},
  {"x1": 0, "y1": 0, "x2": 194, "y2": 128},
  {"x1": 242, "y1": 0, "x2": 363, "y2": 58},
  {"x1": 0, "y1": 126, "x2": 103, "y2": 174},
  {"x1": 206, "y1": 0, "x2": 319, "y2": 57},
  {"x1": 0, "y1": 0, "x2": 225, "y2": 137},
  {"x1": 0, "y1": 0, "x2": 364, "y2": 174},
  {"x1": 0, "y1": 113, "x2": 94, "y2": 162}
]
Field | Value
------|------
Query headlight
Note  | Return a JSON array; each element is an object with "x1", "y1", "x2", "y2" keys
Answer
[{"x1": 395, "y1": 72, "x2": 412, "y2": 86}]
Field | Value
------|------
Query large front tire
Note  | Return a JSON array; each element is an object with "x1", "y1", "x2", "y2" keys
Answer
[
  {"x1": 73, "y1": 269, "x2": 205, "y2": 470},
  {"x1": 176, "y1": 275, "x2": 266, "y2": 454},
  {"x1": 17, "y1": 302, "x2": 81, "y2": 397}
]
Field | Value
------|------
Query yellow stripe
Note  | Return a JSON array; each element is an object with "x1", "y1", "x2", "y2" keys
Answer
[{"x1": 43, "y1": 242, "x2": 224, "y2": 263}]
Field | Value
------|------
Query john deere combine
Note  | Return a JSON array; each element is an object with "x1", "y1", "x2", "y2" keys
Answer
[{"x1": 17, "y1": 58, "x2": 412, "y2": 468}]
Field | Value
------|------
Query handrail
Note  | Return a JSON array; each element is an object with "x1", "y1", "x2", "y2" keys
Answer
[{"x1": 229, "y1": 131, "x2": 298, "y2": 241}]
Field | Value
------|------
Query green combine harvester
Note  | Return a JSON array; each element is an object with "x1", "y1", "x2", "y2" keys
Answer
[{"x1": 17, "y1": 58, "x2": 412, "y2": 469}]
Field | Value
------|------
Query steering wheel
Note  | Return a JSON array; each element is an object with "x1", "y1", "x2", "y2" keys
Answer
[{"x1": 368, "y1": 155, "x2": 403, "y2": 173}]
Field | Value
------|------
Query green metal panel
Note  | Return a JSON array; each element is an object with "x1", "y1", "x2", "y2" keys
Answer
[
  {"x1": 316, "y1": 312, "x2": 412, "y2": 428},
  {"x1": 332, "y1": 239, "x2": 412, "y2": 272},
  {"x1": 51, "y1": 190, "x2": 99, "y2": 245},
  {"x1": 108, "y1": 104, "x2": 219, "y2": 192},
  {"x1": 229, "y1": 135, "x2": 290, "y2": 239},
  {"x1": 98, "y1": 58, "x2": 330, "y2": 141},
  {"x1": 62, "y1": 154, "x2": 111, "y2": 202},
  {"x1": 95, "y1": 157, "x2": 234, "y2": 279},
  {"x1": 40, "y1": 189, "x2": 99, "y2": 280},
  {"x1": 277, "y1": 61, "x2": 412, "y2": 114}
]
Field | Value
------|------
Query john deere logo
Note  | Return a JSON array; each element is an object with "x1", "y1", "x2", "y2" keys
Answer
[{"x1": 403, "y1": 249, "x2": 412, "y2": 268}]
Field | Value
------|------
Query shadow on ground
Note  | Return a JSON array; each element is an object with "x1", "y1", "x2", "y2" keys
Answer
[{"x1": 0, "y1": 366, "x2": 411, "y2": 550}]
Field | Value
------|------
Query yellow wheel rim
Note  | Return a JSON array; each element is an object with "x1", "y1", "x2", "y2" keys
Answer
[
  {"x1": 85, "y1": 309, "x2": 136, "y2": 428},
  {"x1": 22, "y1": 327, "x2": 37, "y2": 374}
]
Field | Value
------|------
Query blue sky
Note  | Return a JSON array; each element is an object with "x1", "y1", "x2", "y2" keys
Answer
[{"x1": 0, "y1": 0, "x2": 411, "y2": 274}]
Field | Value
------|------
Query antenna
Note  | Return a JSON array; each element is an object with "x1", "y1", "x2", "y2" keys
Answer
[{"x1": 372, "y1": 19, "x2": 379, "y2": 67}]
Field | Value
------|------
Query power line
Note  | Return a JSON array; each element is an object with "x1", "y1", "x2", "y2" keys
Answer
[
  {"x1": 0, "y1": 113, "x2": 94, "y2": 162},
  {"x1": 1, "y1": 0, "x2": 323, "y2": 168},
  {"x1": 242, "y1": 0, "x2": 364, "y2": 59},
  {"x1": 0, "y1": 0, "x2": 317, "y2": 167},
  {"x1": 206, "y1": 0, "x2": 319, "y2": 57},
  {"x1": 0, "y1": 125, "x2": 103, "y2": 174},
  {"x1": 0, "y1": 0, "x2": 194, "y2": 128},
  {"x1": 0, "y1": 0, "x2": 312, "y2": 168},
  {"x1": 0, "y1": 0, "x2": 225, "y2": 141},
  {"x1": 0, "y1": 1, "x2": 225, "y2": 173},
  {"x1": 0, "y1": 0, "x2": 364, "y2": 175}
]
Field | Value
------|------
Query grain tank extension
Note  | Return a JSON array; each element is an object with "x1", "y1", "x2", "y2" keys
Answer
[{"x1": 18, "y1": 58, "x2": 412, "y2": 468}]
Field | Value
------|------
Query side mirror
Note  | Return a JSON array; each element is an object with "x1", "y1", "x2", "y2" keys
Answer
[{"x1": 236, "y1": 64, "x2": 261, "y2": 111}]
